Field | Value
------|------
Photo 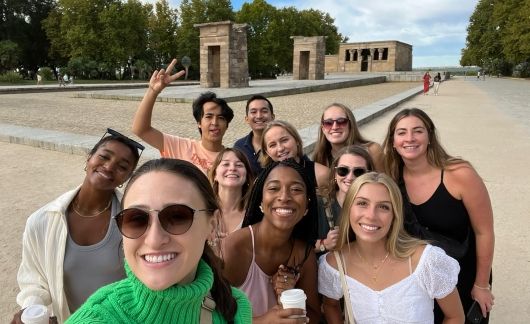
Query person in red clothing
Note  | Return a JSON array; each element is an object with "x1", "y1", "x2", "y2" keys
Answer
[{"x1": 423, "y1": 71, "x2": 431, "y2": 95}]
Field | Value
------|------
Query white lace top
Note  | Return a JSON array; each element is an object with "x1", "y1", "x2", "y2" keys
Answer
[{"x1": 318, "y1": 245, "x2": 459, "y2": 324}]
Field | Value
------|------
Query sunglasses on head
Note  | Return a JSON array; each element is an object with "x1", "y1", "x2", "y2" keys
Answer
[
  {"x1": 100, "y1": 128, "x2": 145, "y2": 158},
  {"x1": 321, "y1": 118, "x2": 349, "y2": 130},
  {"x1": 335, "y1": 166, "x2": 367, "y2": 178},
  {"x1": 115, "y1": 204, "x2": 212, "y2": 239}
]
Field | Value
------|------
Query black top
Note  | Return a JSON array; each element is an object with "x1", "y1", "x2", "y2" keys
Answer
[
  {"x1": 233, "y1": 131, "x2": 262, "y2": 177},
  {"x1": 409, "y1": 170, "x2": 489, "y2": 323}
]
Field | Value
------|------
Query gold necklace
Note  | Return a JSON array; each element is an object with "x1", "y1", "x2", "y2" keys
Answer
[
  {"x1": 72, "y1": 199, "x2": 112, "y2": 218},
  {"x1": 355, "y1": 247, "x2": 390, "y2": 282}
]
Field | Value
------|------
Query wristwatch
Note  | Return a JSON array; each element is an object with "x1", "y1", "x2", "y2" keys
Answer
[{"x1": 319, "y1": 239, "x2": 326, "y2": 252}]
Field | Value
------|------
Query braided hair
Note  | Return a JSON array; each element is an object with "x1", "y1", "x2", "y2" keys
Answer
[{"x1": 242, "y1": 158, "x2": 318, "y2": 247}]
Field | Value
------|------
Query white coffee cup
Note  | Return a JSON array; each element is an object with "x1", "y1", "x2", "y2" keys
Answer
[
  {"x1": 21, "y1": 304, "x2": 49, "y2": 324},
  {"x1": 280, "y1": 289, "x2": 306, "y2": 318}
]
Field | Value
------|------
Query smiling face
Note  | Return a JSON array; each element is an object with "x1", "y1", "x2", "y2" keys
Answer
[
  {"x1": 335, "y1": 153, "x2": 369, "y2": 196},
  {"x1": 199, "y1": 102, "x2": 228, "y2": 144},
  {"x1": 214, "y1": 151, "x2": 247, "y2": 189},
  {"x1": 85, "y1": 140, "x2": 136, "y2": 190},
  {"x1": 349, "y1": 182, "x2": 393, "y2": 243},
  {"x1": 264, "y1": 126, "x2": 299, "y2": 162},
  {"x1": 245, "y1": 99, "x2": 275, "y2": 132},
  {"x1": 261, "y1": 165, "x2": 308, "y2": 231},
  {"x1": 321, "y1": 105, "x2": 350, "y2": 145},
  {"x1": 392, "y1": 116, "x2": 430, "y2": 162},
  {"x1": 122, "y1": 171, "x2": 215, "y2": 291}
]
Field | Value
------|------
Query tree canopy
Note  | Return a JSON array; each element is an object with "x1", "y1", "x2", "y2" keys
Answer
[
  {"x1": 2, "y1": 0, "x2": 346, "y2": 79},
  {"x1": 461, "y1": 0, "x2": 530, "y2": 76}
]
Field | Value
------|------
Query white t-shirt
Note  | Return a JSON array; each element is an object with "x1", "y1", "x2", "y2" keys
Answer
[{"x1": 318, "y1": 245, "x2": 459, "y2": 324}]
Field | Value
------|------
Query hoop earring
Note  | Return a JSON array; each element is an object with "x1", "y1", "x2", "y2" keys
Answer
[{"x1": 118, "y1": 184, "x2": 123, "y2": 188}]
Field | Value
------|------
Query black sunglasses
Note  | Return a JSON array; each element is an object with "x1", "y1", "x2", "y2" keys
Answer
[
  {"x1": 100, "y1": 128, "x2": 145, "y2": 158},
  {"x1": 335, "y1": 166, "x2": 367, "y2": 178},
  {"x1": 321, "y1": 117, "x2": 349, "y2": 129},
  {"x1": 115, "y1": 204, "x2": 212, "y2": 239}
]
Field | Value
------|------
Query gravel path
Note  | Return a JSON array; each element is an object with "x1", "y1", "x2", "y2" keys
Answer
[{"x1": 0, "y1": 82, "x2": 419, "y2": 145}]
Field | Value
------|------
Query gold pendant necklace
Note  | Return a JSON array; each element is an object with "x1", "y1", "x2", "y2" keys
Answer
[
  {"x1": 356, "y1": 247, "x2": 390, "y2": 282},
  {"x1": 72, "y1": 199, "x2": 112, "y2": 218}
]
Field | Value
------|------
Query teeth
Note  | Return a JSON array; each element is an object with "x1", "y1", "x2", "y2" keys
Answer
[
  {"x1": 144, "y1": 253, "x2": 176, "y2": 263},
  {"x1": 360, "y1": 224, "x2": 379, "y2": 231},
  {"x1": 275, "y1": 208, "x2": 293, "y2": 215}
]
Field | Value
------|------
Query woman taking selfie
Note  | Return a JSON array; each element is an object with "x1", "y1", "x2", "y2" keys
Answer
[{"x1": 67, "y1": 159, "x2": 251, "y2": 323}]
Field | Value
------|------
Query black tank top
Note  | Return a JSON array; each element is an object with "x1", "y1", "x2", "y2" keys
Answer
[{"x1": 410, "y1": 170, "x2": 471, "y2": 242}]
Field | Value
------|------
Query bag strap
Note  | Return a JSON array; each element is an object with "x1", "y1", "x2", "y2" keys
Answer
[
  {"x1": 200, "y1": 292, "x2": 216, "y2": 324},
  {"x1": 334, "y1": 251, "x2": 355, "y2": 324}
]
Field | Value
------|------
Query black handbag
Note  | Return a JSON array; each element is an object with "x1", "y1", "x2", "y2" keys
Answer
[{"x1": 398, "y1": 174, "x2": 470, "y2": 259}]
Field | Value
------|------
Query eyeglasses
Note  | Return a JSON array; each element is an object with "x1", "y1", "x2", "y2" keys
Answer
[
  {"x1": 321, "y1": 118, "x2": 349, "y2": 130},
  {"x1": 115, "y1": 204, "x2": 212, "y2": 239},
  {"x1": 335, "y1": 166, "x2": 367, "y2": 178},
  {"x1": 100, "y1": 128, "x2": 145, "y2": 158}
]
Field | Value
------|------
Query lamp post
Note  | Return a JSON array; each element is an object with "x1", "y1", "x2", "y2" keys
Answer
[
  {"x1": 181, "y1": 56, "x2": 191, "y2": 80},
  {"x1": 128, "y1": 56, "x2": 132, "y2": 80}
]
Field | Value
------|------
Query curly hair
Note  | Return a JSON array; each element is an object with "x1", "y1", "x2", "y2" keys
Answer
[{"x1": 242, "y1": 158, "x2": 318, "y2": 247}]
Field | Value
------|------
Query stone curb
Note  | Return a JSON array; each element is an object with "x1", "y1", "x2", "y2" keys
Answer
[{"x1": 0, "y1": 84, "x2": 424, "y2": 158}]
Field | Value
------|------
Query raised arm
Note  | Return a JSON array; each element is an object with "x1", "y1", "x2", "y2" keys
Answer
[{"x1": 132, "y1": 58, "x2": 185, "y2": 150}]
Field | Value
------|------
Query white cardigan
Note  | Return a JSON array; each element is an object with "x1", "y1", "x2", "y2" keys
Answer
[{"x1": 16, "y1": 186, "x2": 122, "y2": 323}]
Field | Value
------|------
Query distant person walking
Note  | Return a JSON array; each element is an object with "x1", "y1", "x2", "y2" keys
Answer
[
  {"x1": 423, "y1": 71, "x2": 431, "y2": 95},
  {"x1": 433, "y1": 73, "x2": 441, "y2": 96},
  {"x1": 36, "y1": 74, "x2": 43, "y2": 86},
  {"x1": 58, "y1": 74, "x2": 66, "y2": 87}
]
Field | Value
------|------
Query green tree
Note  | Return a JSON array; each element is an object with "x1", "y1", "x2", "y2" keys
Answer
[
  {"x1": 0, "y1": 40, "x2": 20, "y2": 73},
  {"x1": 148, "y1": 0, "x2": 179, "y2": 68},
  {"x1": 236, "y1": 0, "x2": 278, "y2": 77},
  {"x1": 177, "y1": 0, "x2": 234, "y2": 78},
  {"x1": 494, "y1": 0, "x2": 530, "y2": 65},
  {"x1": 1, "y1": 0, "x2": 55, "y2": 72}
]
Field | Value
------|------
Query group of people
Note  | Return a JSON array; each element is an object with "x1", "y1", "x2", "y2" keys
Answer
[
  {"x1": 423, "y1": 71, "x2": 443, "y2": 96},
  {"x1": 12, "y1": 59, "x2": 494, "y2": 324}
]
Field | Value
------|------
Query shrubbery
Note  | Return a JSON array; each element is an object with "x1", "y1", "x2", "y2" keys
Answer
[
  {"x1": 0, "y1": 71, "x2": 24, "y2": 83},
  {"x1": 39, "y1": 67, "x2": 54, "y2": 80}
]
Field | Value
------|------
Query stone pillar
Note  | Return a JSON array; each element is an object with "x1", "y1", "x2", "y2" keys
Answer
[
  {"x1": 369, "y1": 48, "x2": 375, "y2": 72},
  {"x1": 291, "y1": 36, "x2": 326, "y2": 80},
  {"x1": 379, "y1": 48, "x2": 385, "y2": 60},
  {"x1": 195, "y1": 21, "x2": 249, "y2": 88}
]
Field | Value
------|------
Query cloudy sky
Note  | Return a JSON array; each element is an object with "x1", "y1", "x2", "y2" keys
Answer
[{"x1": 162, "y1": 0, "x2": 479, "y2": 68}]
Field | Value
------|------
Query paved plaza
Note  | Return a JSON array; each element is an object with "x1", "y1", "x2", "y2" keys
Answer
[{"x1": 0, "y1": 77, "x2": 529, "y2": 322}]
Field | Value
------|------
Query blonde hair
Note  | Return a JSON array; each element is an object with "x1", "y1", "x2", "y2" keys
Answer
[
  {"x1": 260, "y1": 120, "x2": 304, "y2": 167},
  {"x1": 337, "y1": 172, "x2": 425, "y2": 259}
]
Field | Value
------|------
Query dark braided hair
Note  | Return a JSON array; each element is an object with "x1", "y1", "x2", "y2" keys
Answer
[
  {"x1": 123, "y1": 158, "x2": 237, "y2": 322},
  {"x1": 242, "y1": 158, "x2": 318, "y2": 247}
]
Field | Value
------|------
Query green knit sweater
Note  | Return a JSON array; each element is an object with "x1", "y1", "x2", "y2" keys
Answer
[{"x1": 66, "y1": 259, "x2": 251, "y2": 323}]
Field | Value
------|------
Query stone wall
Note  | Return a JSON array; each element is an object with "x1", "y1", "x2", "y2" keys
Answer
[
  {"x1": 195, "y1": 21, "x2": 249, "y2": 88},
  {"x1": 291, "y1": 36, "x2": 326, "y2": 80},
  {"x1": 327, "y1": 40, "x2": 412, "y2": 73}
]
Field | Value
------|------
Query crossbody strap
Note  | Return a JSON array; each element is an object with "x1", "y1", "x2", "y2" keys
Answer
[
  {"x1": 200, "y1": 292, "x2": 216, "y2": 324},
  {"x1": 334, "y1": 251, "x2": 355, "y2": 324}
]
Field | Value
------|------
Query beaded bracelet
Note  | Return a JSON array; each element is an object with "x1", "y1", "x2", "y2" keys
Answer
[{"x1": 473, "y1": 283, "x2": 491, "y2": 290}]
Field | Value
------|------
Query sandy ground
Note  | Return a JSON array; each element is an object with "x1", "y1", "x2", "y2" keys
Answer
[{"x1": 1, "y1": 78, "x2": 529, "y2": 322}]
